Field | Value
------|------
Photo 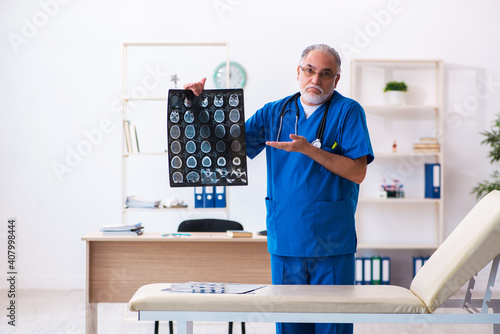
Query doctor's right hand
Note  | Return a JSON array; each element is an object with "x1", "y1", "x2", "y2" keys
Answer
[{"x1": 183, "y1": 78, "x2": 206, "y2": 96}]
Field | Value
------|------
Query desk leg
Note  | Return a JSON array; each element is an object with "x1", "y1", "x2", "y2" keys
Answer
[
  {"x1": 177, "y1": 321, "x2": 193, "y2": 334},
  {"x1": 86, "y1": 242, "x2": 98, "y2": 334},
  {"x1": 86, "y1": 301, "x2": 98, "y2": 334}
]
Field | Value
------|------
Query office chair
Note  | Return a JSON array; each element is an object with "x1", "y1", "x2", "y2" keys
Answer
[
  {"x1": 161, "y1": 219, "x2": 246, "y2": 334},
  {"x1": 177, "y1": 218, "x2": 244, "y2": 233}
]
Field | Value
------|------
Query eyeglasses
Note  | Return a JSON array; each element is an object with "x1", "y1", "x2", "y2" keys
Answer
[{"x1": 299, "y1": 66, "x2": 337, "y2": 80}]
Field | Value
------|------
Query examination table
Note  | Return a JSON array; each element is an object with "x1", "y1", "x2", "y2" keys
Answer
[{"x1": 128, "y1": 190, "x2": 500, "y2": 333}]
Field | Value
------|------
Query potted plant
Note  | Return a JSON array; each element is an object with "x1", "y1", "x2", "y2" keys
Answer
[
  {"x1": 472, "y1": 113, "x2": 500, "y2": 199},
  {"x1": 384, "y1": 81, "x2": 408, "y2": 106}
]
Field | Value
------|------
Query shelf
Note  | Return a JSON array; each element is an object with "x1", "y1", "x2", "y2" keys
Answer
[
  {"x1": 351, "y1": 59, "x2": 441, "y2": 70},
  {"x1": 122, "y1": 42, "x2": 231, "y2": 225},
  {"x1": 123, "y1": 97, "x2": 167, "y2": 102},
  {"x1": 124, "y1": 207, "x2": 227, "y2": 213},
  {"x1": 358, "y1": 242, "x2": 438, "y2": 250},
  {"x1": 364, "y1": 106, "x2": 439, "y2": 120},
  {"x1": 124, "y1": 152, "x2": 168, "y2": 157},
  {"x1": 359, "y1": 198, "x2": 441, "y2": 204},
  {"x1": 373, "y1": 152, "x2": 441, "y2": 158}
]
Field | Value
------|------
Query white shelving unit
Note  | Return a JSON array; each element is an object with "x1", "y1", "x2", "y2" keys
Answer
[
  {"x1": 351, "y1": 59, "x2": 444, "y2": 251},
  {"x1": 121, "y1": 42, "x2": 231, "y2": 226}
]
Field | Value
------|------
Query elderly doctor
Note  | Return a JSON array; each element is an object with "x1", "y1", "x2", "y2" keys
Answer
[{"x1": 185, "y1": 44, "x2": 374, "y2": 334}]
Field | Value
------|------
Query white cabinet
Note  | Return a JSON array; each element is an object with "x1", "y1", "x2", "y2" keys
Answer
[
  {"x1": 121, "y1": 42, "x2": 231, "y2": 227},
  {"x1": 350, "y1": 59, "x2": 444, "y2": 250}
]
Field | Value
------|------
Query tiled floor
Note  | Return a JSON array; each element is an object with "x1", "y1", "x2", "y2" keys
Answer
[{"x1": 0, "y1": 289, "x2": 494, "y2": 334}]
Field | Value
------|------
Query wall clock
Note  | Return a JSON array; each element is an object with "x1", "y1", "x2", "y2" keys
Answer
[{"x1": 213, "y1": 61, "x2": 247, "y2": 89}]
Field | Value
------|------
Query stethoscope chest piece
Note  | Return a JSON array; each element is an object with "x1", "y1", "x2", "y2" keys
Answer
[{"x1": 311, "y1": 139, "x2": 322, "y2": 148}]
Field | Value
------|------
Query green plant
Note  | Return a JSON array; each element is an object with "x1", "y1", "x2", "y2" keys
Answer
[
  {"x1": 472, "y1": 113, "x2": 500, "y2": 199},
  {"x1": 384, "y1": 81, "x2": 408, "y2": 92}
]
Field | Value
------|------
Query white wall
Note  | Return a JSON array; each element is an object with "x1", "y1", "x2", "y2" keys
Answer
[{"x1": 0, "y1": 0, "x2": 499, "y2": 289}]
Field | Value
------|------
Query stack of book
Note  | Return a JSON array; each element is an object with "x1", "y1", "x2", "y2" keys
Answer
[
  {"x1": 413, "y1": 137, "x2": 440, "y2": 153},
  {"x1": 123, "y1": 120, "x2": 140, "y2": 153},
  {"x1": 126, "y1": 196, "x2": 161, "y2": 209},
  {"x1": 100, "y1": 223, "x2": 144, "y2": 235}
]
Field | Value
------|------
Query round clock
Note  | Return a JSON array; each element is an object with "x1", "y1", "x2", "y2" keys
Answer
[{"x1": 213, "y1": 61, "x2": 247, "y2": 89}]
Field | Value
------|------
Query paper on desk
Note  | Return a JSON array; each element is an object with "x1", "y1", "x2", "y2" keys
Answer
[{"x1": 164, "y1": 281, "x2": 266, "y2": 294}]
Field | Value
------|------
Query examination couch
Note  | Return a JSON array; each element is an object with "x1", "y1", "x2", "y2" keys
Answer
[{"x1": 128, "y1": 190, "x2": 500, "y2": 334}]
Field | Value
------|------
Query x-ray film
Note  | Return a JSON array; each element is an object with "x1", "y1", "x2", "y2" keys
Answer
[{"x1": 167, "y1": 89, "x2": 248, "y2": 187}]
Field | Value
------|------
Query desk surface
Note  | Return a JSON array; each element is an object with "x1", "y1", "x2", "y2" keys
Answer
[{"x1": 82, "y1": 232, "x2": 267, "y2": 242}]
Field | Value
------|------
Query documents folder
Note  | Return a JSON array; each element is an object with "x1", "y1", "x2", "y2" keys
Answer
[
  {"x1": 425, "y1": 163, "x2": 441, "y2": 198},
  {"x1": 215, "y1": 186, "x2": 226, "y2": 208},
  {"x1": 194, "y1": 187, "x2": 204, "y2": 208}
]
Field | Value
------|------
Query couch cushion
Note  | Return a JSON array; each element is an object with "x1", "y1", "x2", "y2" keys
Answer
[
  {"x1": 129, "y1": 283, "x2": 428, "y2": 314},
  {"x1": 410, "y1": 190, "x2": 500, "y2": 313}
]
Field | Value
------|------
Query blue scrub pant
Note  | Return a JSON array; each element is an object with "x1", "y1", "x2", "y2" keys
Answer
[{"x1": 271, "y1": 253, "x2": 355, "y2": 334}]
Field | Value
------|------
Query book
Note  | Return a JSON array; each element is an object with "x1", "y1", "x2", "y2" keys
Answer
[
  {"x1": 100, "y1": 222, "x2": 144, "y2": 235},
  {"x1": 413, "y1": 137, "x2": 440, "y2": 153},
  {"x1": 101, "y1": 230, "x2": 144, "y2": 236},
  {"x1": 123, "y1": 120, "x2": 132, "y2": 153},
  {"x1": 226, "y1": 230, "x2": 253, "y2": 238},
  {"x1": 130, "y1": 123, "x2": 139, "y2": 153}
]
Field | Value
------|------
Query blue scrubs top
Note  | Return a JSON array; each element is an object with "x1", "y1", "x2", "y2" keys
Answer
[{"x1": 245, "y1": 91, "x2": 374, "y2": 257}]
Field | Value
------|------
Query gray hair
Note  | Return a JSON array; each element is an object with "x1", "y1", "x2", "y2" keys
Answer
[{"x1": 300, "y1": 44, "x2": 341, "y2": 73}]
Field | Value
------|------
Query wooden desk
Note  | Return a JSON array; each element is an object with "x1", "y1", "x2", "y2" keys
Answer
[{"x1": 82, "y1": 232, "x2": 271, "y2": 334}]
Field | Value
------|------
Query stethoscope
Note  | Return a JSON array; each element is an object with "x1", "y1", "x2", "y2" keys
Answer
[{"x1": 276, "y1": 92, "x2": 331, "y2": 148}]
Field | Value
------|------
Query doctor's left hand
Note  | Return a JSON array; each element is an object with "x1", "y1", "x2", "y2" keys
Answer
[{"x1": 266, "y1": 134, "x2": 312, "y2": 153}]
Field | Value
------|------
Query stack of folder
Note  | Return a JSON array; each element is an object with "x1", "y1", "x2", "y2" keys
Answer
[
  {"x1": 100, "y1": 223, "x2": 144, "y2": 235},
  {"x1": 194, "y1": 186, "x2": 226, "y2": 208},
  {"x1": 355, "y1": 256, "x2": 390, "y2": 285},
  {"x1": 126, "y1": 196, "x2": 161, "y2": 209}
]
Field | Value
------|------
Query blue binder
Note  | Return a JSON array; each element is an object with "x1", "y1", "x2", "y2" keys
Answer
[
  {"x1": 425, "y1": 163, "x2": 441, "y2": 198},
  {"x1": 194, "y1": 187, "x2": 204, "y2": 208},
  {"x1": 204, "y1": 186, "x2": 215, "y2": 208},
  {"x1": 215, "y1": 186, "x2": 226, "y2": 208}
]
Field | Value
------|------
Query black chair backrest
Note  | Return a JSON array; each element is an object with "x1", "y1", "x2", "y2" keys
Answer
[{"x1": 177, "y1": 219, "x2": 244, "y2": 232}]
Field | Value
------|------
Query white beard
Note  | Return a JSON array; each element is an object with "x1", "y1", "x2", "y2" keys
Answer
[{"x1": 300, "y1": 84, "x2": 335, "y2": 105}]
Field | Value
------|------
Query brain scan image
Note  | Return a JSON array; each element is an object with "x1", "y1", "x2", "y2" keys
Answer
[
  {"x1": 200, "y1": 125, "x2": 211, "y2": 139},
  {"x1": 215, "y1": 124, "x2": 226, "y2": 138},
  {"x1": 184, "y1": 110, "x2": 195, "y2": 123},
  {"x1": 185, "y1": 140, "x2": 196, "y2": 154},
  {"x1": 229, "y1": 94, "x2": 239, "y2": 107},
  {"x1": 216, "y1": 140, "x2": 226, "y2": 153},
  {"x1": 172, "y1": 172, "x2": 183, "y2": 183},
  {"x1": 170, "y1": 110, "x2": 180, "y2": 123},
  {"x1": 213, "y1": 94, "x2": 224, "y2": 107},
  {"x1": 184, "y1": 125, "x2": 196, "y2": 139},
  {"x1": 229, "y1": 109, "x2": 240, "y2": 123},
  {"x1": 199, "y1": 109, "x2": 210, "y2": 123},
  {"x1": 170, "y1": 141, "x2": 182, "y2": 154},
  {"x1": 199, "y1": 95, "x2": 209, "y2": 107},
  {"x1": 170, "y1": 125, "x2": 181, "y2": 139},
  {"x1": 230, "y1": 124, "x2": 241, "y2": 138},
  {"x1": 167, "y1": 89, "x2": 247, "y2": 187},
  {"x1": 186, "y1": 156, "x2": 197, "y2": 168},
  {"x1": 186, "y1": 171, "x2": 200, "y2": 183},
  {"x1": 214, "y1": 109, "x2": 225, "y2": 123}
]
